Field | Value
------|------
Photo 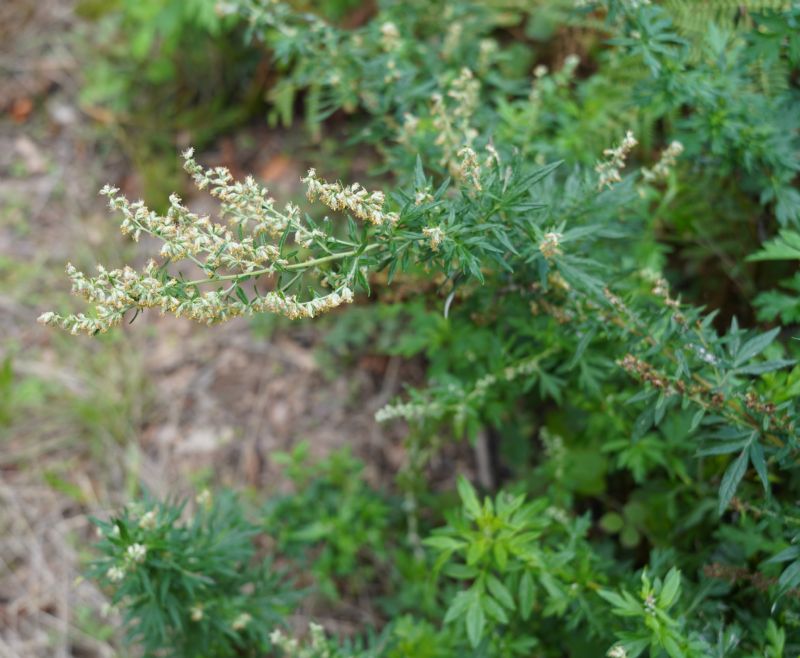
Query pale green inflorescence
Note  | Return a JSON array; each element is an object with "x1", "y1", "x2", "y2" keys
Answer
[
  {"x1": 269, "y1": 623, "x2": 331, "y2": 658},
  {"x1": 642, "y1": 140, "x2": 684, "y2": 182},
  {"x1": 595, "y1": 130, "x2": 638, "y2": 190},
  {"x1": 38, "y1": 149, "x2": 397, "y2": 335}
]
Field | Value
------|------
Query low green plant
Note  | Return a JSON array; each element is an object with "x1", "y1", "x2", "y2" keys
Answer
[
  {"x1": 91, "y1": 491, "x2": 297, "y2": 657},
  {"x1": 264, "y1": 444, "x2": 397, "y2": 600},
  {"x1": 424, "y1": 476, "x2": 599, "y2": 653}
]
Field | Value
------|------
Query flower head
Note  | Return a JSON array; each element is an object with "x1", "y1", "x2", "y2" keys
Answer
[
  {"x1": 139, "y1": 510, "x2": 157, "y2": 530},
  {"x1": 232, "y1": 612, "x2": 252, "y2": 631},
  {"x1": 126, "y1": 543, "x2": 147, "y2": 564},
  {"x1": 422, "y1": 226, "x2": 446, "y2": 252},
  {"x1": 596, "y1": 131, "x2": 637, "y2": 189},
  {"x1": 106, "y1": 566, "x2": 125, "y2": 582},
  {"x1": 642, "y1": 140, "x2": 683, "y2": 182},
  {"x1": 539, "y1": 232, "x2": 563, "y2": 261}
]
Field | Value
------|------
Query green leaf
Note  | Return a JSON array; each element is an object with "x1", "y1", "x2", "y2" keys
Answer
[
  {"x1": 654, "y1": 392, "x2": 669, "y2": 426},
  {"x1": 457, "y1": 475, "x2": 482, "y2": 519},
  {"x1": 414, "y1": 155, "x2": 426, "y2": 190},
  {"x1": 522, "y1": 160, "x2": 562, "y2": 188},
  {"x1": 748, "y1": 441, "x2": 770, "y2": 494},
  {"x1": 778, "y1": 560, "x2": 800, "y2": 593},
  {"x1": 519, "y1": 571, "x2": 536, "y2": 621},
  {"x1": 662, "y1": 635, "x2": 685, "y2": 658},
  {"x1": 620, "y1": 525, "x2": 641, "y2": 548},
  {"x1": 599, "y1": 512, "x2": 625, "y2": 533},
  {"x1": 423, "y1": 535, "x2": 467, "y2": 552},
  {"x1": 689, "y1": 409, "x2": 705, "y2": 432},
  {"x1": 493, "y1": 542, "x2": 508, "y2": 571},
  {"x1": 598, "y1": 588, "x2": 643, "y2": 617},
  {"x1": 696, "y1": 440, "x2": 749, "y2": 457},
  {"x1": 443, "y1": 563, "x2": 480, "y2": 579},
  {"x1": 234, "y1": 285, "x2": 249, "y2": 306},
  {"x1": 765, "y1": 546, "x2": 800, "y2": 564},
  {"x1": 443, "y1": 590, "x2": 472, "y2": 624},
  {"x1": 467, "y1": 540, "x2": 487, "y2": 565},
  {"x1": 466, "y1": 597, "x2": 485, "y2": 647},
  {"x1": 658, "y1": 568, "x2": 681, "y2": 609},
  {"x1": 747, "y1": 230, "x2": 800, "y2": 261},
  {"x1": 735, "y1": 359, "x2": 795, "y2": 375},
  {"x1": 482, "y1": 595, "x2": 509, "y2": 624},
  {"x1": 487, "y1": 575, "x2": 515, "y2": 610},
  {"x1": 718, "y1": 448, "x2": 749, "y2": 515},
  {"x1": 734, "y1": 328, "x2": 780, "y2": 367}
]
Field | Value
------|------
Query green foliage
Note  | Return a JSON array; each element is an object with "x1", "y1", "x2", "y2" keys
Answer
[
  {"x1": 425, "y1": 476, "x2": 599, "y2": 653},
  {"x1": 58, "y1": 0, "x2": 800, "y2": 655},
  {"x1": 263, "y1": 444, "x2": 397, "y2": 600},
  {"x1": 749, "y1": 231, "x2": 800, "y2": 322},
  {"x1": 91, "y1": 492, "x2": 296, "y2": 657},
  {"x1": 599, "y1": 568, "x2": 707, "y2": 658}
]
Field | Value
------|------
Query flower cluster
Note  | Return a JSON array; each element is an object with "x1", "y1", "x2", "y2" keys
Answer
[
  {"x1": 231, "y1": 612, "x2": 252, "y2": 631},
  {"x1": 432, "y1": 67, "x2": 480, "y2": 173},
  {"x1": 251, "y1": 288, "x2": 354, "y2": 320},
  {"x1": 642, "y1": 140, "x2": 684, "y2": 182},
  {"x1": 652, "y1": 276, "x2": 686, "y2": 325},
  {"x1": 376, "y1": 350, "x2": 555, "y2": 425},
  {"x1": 379, "y1": 21, "x2": 401, "y2": 52},
  {"x1": 457, "y1": 146, "x2": 482, "y2": 191},
  {"x1": 269, "y1": 623, "x2": 331, "y2": 658},
  {"x1": 397, "y1": 112, "x2": 420, "y2": 146},
  {"x1": 422, "y1": 226, "x2": 446, "y2": 252},
  {"x1": 595, "y1": 131, "x2": 637, "y2": 189},
  {"x1": 38, "y1": 262, "x2": 165, "y2": 335},
  {"x1": 104, "y1": 541, "x2": 147, "y2": 583},
  {"x1": 302, "y1": 168, "x2": 398, "y2": 226},
  {"x1": 182, "y1": 149, "x2": 295, "y2": 237},
  {"x1": 39, "y1": 151, "x2": 394, "y2": 334},
  {"x1": 374, "y1": 398, "x2": 442, "y2": 423},
  {"x1": 530, "y1": 54, "x2": 579, "y2": 105},
  {"x1": 539, "y1": 231, "x2": 563, "y2": 261}
]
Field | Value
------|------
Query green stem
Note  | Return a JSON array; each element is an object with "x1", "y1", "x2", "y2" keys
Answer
[{"x1": 184, "y1": 243, "x2": 380, "y2": 286}]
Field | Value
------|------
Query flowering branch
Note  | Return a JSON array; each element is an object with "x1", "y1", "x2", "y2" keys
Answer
[{"x1": 39, "y1": 150, "x2": 398, "y2": 334}]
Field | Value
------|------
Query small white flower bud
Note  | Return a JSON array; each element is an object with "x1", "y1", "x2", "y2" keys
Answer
[
  {"x1": 106, "y1": 566, "x2": 125, "y2": 582},
  {"x1": 139, "y1": 510, "x2": 157, "y2": 530},
  {"x1": 232, "y1": 612, "x2": 251, "y2": 631},
  {"x1": 126, "y1": 543, "x2": 147, "y2": 564}
]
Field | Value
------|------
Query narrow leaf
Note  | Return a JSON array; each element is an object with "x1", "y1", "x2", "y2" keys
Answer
[
  {"x1": 487, "y1": 575, "x2": 515, "y2": 610},
  {"x1": 658, "y1": 568, "x2": 681, "y2": 609},
  {"x1": 457, "y1": 475, "x2": 482, "y2": 519},
  {"x1": 466, "y1": 598, "x2": 485, "y2": 647},
  {"x1": 748, "y1": 441, "x2": 770, "y2": 494},
  {"x1": 482, "y1": 596, "x2": 509, "y2": 624},
  {"x1": 734, "y1": 328, "x2": 780, "y2": 366},
  {"x1": 519, "y1": 571, "x2": 535, "y2": 620},
  {"x1": 718, "y1": 449, "x2": 749, "y2": 515}
]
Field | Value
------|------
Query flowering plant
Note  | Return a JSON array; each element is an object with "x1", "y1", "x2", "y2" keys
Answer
[
  {"x1": 46, "y1": 0, "x2": 800, "y2": 655},
  {"x1": 91, "y1": 491, "x2": 295, "y2": 657}
]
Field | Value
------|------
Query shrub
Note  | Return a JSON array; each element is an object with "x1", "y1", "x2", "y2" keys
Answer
[{"x1": 44, "y1": 0, "x2": 800, "y2": 655}]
